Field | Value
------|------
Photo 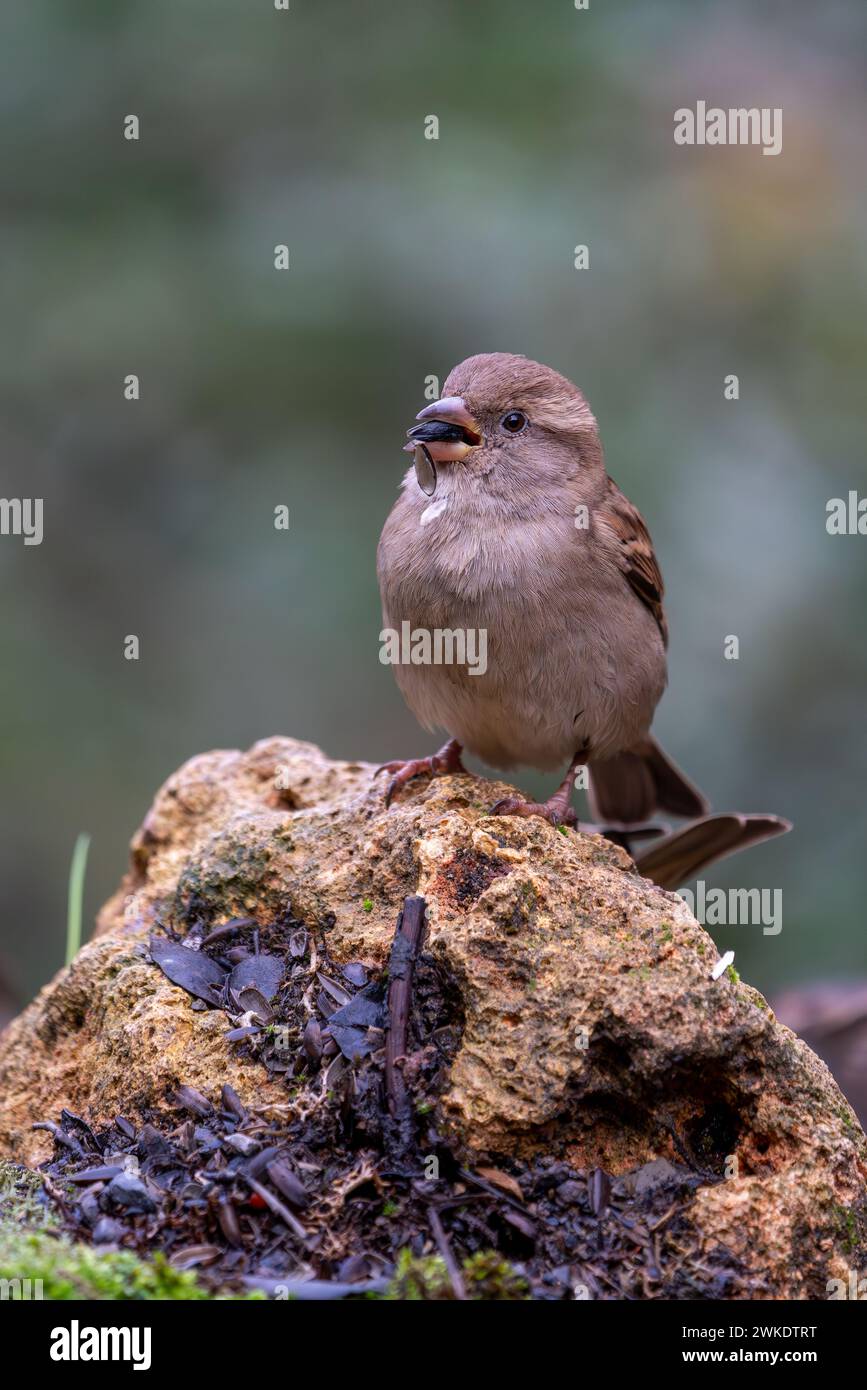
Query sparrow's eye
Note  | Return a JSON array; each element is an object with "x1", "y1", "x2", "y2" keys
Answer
[{"x1": 500, "y1": 410, "x2": 528, "y2": 434}]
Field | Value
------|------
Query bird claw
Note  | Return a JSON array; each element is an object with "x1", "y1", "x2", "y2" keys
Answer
[
  {"x1": 374, "y1": 741, "x2": 465, "y2": 808},
  {"x1": 375, "y1": 757, "x2": 439, "y2": 807},
  {"x1": 489, "y1": 796, "x2": 578, "y2": 829}
]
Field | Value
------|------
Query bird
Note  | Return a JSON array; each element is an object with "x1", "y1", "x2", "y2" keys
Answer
[{"x1": 376, "y1": 352, "x2": 789, "y2": 885}]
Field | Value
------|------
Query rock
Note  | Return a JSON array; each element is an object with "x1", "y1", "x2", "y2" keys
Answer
[
  {"x1": 223, "y1": 1133, "x2": 259, "y2": 1157},
  {"x1": 0, "y1": 735, "x2": 864, "y2": 1298},
  {"x1": 104, "y1": 1172, "x2": 157, "y2": 1215},
  {"x1": 92, "y1": 1216, "x2": 125, "y2": 1245},
  {"x1": 554, "y1": 1180, "x2": 585, "y2": 1207},
  {"x1": 618, "y1": 1157, "x2": 683, "y2": 1198}
]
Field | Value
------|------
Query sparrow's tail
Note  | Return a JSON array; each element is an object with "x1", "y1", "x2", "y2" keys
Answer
[
  {"x1": 632, "y1": 814, "x2": 791, "y2": 891},
  {"x1": 588, "y1": 736, "x2": 708, "y2": 825}
]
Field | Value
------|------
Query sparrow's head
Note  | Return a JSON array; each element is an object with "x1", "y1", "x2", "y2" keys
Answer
[{"x1": 404, "y1": 353, "x2": 603, "y2": 496}]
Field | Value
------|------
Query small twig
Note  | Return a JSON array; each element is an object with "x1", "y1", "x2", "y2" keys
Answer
[
  {"x1": 428, "y1": 1204, "x2": 467, "y2": 1300},
  {"x1": 457, "y1": 1166, "x2": 528, "y2": 1218},
  {"x1": 200, "y1": 918, "x2": 256, "y2": 948},
  {"x1": 41, "y1": 1172, "x2": 74, "y2": 1215},
  {"x1": 243, "y1": 1175, "x2": 310, "y2": 1244},
  {"x1": 385, "y1": 895, "x2": 427, "y2": 1152},
  {"x1": 647, "y1": 1201, "x2": 679, "y2": 1234},
  {"x1": 32, "y1": 1122, "x2": 86, "y2": 1157},
  {"x1": 423, "y1": 1192, "x2": 490, "y2": 1214}
]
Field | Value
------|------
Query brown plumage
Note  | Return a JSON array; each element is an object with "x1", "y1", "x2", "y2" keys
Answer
[
  {"x1": 376, "y1": 353, "x2": 788, "y2": 876},
  {"x1": 601, "y1": 478, "x2": 668, "y2": 647},
  {"x1": 376, "y1": 351, "x2": 703, "y2": 826}
]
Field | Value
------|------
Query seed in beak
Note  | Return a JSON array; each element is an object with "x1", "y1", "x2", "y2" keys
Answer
[
  {"x1": 413, "y1": 443, "x2": 437, "y2": 497},
  {"x1": 407, "y1": 420, "x2": 477, "y2": 446}
]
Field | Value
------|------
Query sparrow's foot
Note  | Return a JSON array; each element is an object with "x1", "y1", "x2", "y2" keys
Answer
[
  {"x1": 374, "y1": 738, "x2": 465, "y2": 808},
  {"x1": 489, "y1": 796, "x2": 578, "y2": 829},
  {"x1": 488, "y1": 751, "x2": 584, "y2": 829}
]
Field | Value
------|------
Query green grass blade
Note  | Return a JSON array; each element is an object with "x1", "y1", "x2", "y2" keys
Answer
[{"x1": 66, "y1": 833, "x2": 91, "y2": 966}]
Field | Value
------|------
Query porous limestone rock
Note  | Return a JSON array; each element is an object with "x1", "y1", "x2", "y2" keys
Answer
[{"x1": 0, "y1": 736, "x2": 864, "y2": 1298}]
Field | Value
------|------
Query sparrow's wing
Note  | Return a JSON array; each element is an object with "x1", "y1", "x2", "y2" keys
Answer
[{"x1": 598, "y1": 478, "x2": 668, "y2": 647}]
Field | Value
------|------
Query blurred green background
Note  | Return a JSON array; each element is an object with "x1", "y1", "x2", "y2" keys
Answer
[{"x1": 2, "y1": 0, "x2": 866, "y2": 1018}]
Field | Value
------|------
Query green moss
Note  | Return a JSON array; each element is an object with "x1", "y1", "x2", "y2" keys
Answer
[
  {"x1": 0, "y1": 1230, "x2": 219, "y2": 1300},
  {"x1": 659, "y1": 923, "x2": 673, "y2": 943},
  {"x1": 386, "y1": 1249, "x2": 451, "y2": 1300},
  {"x1": 0, "y1": 1164, "x2": 257, "y2": 1301},
  {"x1": 362, "y1": 897, "x2": 373, "y2": 913},
  {"x1": 835, "y1": 1105, "x2": 860, "y2": 1139},
  {"x1": 726, "y1": 965, "x2": 740, "y2": 984},
  {"x1": 0, "y1": 1161, "x2": 57, "y2": 1230},
  {"x1": 831, "y1": 1204, "x2": 862, "y2": 1256},
  {"x1": 172, "y1": 832, "x2": 277, "y2": 926},
  {"x1": 461, "y1": 1250, "x2": 529, "y2": 1300},
  {"x1": 385, "y1": 1248, "x2": 529, "y2": 1300}
]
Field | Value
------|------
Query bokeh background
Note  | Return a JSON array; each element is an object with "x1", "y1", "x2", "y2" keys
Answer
[{"x1": 2, "y1": 2, "x2": 866, "y2": 1081}]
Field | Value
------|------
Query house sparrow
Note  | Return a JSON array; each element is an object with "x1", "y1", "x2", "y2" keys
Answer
[{"x1": 376, "y1": 352, "x2": 789, "y2": 882}]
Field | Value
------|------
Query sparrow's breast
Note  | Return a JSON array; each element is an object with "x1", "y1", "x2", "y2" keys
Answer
[{"x1": 377, "y1": 487, "x2": 666, "y2": 769}]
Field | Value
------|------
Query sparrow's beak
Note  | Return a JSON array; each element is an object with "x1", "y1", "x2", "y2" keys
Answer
[{"x1": 404, "y1": 396, "x2": 482, "y2": 462}]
